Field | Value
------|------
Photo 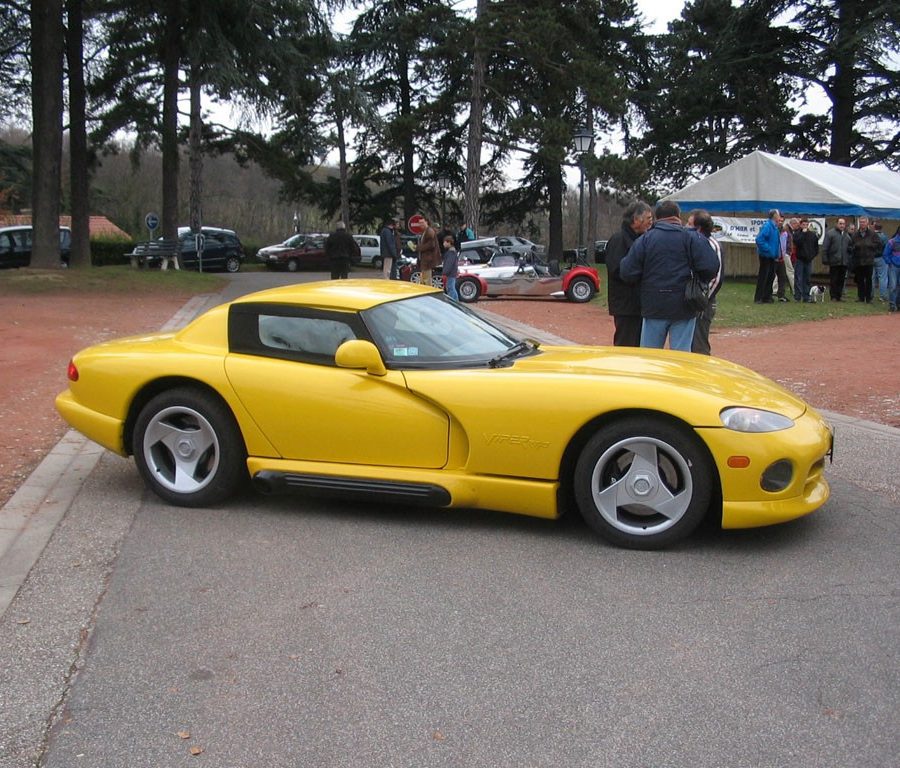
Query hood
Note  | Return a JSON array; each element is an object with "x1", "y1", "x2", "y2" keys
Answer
[{"x1": 513, "y1": 345, "x2": 810, "y2": 420}]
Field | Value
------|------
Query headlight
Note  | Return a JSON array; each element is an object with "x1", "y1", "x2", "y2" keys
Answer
[{"x1": 720, "y1": 407, "x2": 794, "y2": 433}]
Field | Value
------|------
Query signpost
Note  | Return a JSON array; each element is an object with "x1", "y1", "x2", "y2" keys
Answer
[
  {"x1": 145, "y1": 212, "x2": 159, "y2": 239},
  {"x1": 407, "y1": 214, "x2": 427, "y2": 235}
]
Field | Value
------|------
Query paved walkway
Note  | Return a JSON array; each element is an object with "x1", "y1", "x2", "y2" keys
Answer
[{"x1": 2, "y1": 285, "x2": 899, "y2": 620}]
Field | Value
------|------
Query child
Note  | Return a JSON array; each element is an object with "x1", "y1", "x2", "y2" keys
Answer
[{"x1": 442, "y1": 235, "x2": 459, "y2": 301}]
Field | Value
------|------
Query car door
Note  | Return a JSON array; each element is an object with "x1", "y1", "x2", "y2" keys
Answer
[{"x1": 224, "y1": 304, "x2": 449, "y2": 468}]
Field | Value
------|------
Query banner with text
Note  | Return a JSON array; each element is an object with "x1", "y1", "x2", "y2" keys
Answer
[{"x1": 711, "y1": 216, "x2": 826, "y2": 244}]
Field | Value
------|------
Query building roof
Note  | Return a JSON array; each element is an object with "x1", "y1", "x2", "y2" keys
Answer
[{"x1": 0, "y1": 214, "x2": 131, "y2": 240}]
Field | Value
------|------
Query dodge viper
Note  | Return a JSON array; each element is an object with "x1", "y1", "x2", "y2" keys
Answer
[{"x1": 56, "y1": 280, "x2": 833, "y2": 549}]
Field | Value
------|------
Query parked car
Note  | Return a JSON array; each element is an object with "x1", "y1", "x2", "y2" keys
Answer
[
  {"x1": 494, "y1": 235, "x2": 545, "y2": 257},
  {"x1": 128, "y1": 227, "x2": 244, "y2": 272},
  {"x1": 256, "y1": 233, "x2": 329, "y2": 271},
  {"x1": 176, "y1": 227, "x2": 244, "y2": 272},
  {"x1": 56, "y1": 279, "x2": 834, "y2": 550},
  {"x1": 595, "y1": 240, "x2": 608, "y2": 263},
  {"x1": 0, "y1": 225, "x2": 71, "y2": 268},
  {"x1": 353, "y1": 234, "x2": 382, "y2": 268}
]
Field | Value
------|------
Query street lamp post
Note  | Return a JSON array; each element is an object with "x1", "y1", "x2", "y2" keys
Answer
[{"x1": 572, "y1": 127, "x2": 594, "y2": 261}]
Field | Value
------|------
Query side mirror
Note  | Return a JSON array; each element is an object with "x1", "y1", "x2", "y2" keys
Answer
[{"x1": 335, "y1": 339, "x2": 387, "y2": 377}]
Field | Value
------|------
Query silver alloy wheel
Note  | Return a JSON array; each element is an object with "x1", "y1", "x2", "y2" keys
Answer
[
  {"x1": 142, "y1": 405, "x2": 220, "y2": 495},
  {"x1": 457, "y1": 278, "x2": 480, "y2": 302},
  {"x1": 568, "y1": 276, "x2": 594, "y2": 302},
  {"x1": 225, "y1": 255, "x2": 241, "y2": 273},
  {"x1": 287, "y1": 259, "x2": 299, "y2": 272},
  {"x1": 588, "y1": 435, "x2": 692, "y2": 537}
]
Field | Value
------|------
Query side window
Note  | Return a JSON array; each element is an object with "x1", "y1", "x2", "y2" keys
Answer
[
  {"x1": 0, "y1": 233, "x2": 10, "y2": 254},
  {"x1": 256, "y1": 315, "x2": 357, "y2": 362}
]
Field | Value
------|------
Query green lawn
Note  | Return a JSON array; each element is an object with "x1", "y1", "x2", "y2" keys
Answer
[
  {"x1": 593, "y1": 268, "x2": 883, "y2": 328},
  {"x1": 0, "y1": 265, "x2": 227, "y2": 296}
]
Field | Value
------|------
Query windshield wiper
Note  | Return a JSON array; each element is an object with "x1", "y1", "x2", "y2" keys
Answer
[{"x1": 488, "y1": 339, "x2": 539, "y2": 368}]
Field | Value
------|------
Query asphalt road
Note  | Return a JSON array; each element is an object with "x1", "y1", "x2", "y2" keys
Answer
[{"x1": 1, "y1": 271, "x2": 897, "y2": 768}]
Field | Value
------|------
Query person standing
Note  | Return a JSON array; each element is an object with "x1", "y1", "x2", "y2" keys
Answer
[
  {"x1": 619, "y1": 200, "x2": 719, "y2": 352},
  {"x1": 324, "y1": 221, "x2": 359, "y2": 280},
  {"x1": 850, "y1": 216, "x2": 881, "y2": 302},
  {"x1": 872, "y1": 222, "x2": 889, "y2": 302},
  {"x1": 441, "y1": 234, "x2": 459, "y2": 301},
  {"x1": 754, "y1": 209, "x2": 782, "y2": 304},
  {"x1": 881, "y1": 227, "x2": 900, "y2": 312},
  {"x1": 605, "y1": 200, "x2": 653, "y2": 347},
  {"x1": 821, "y1": 217, "x2": 851, "y2": 300},
  {"x1": 883, "y1": 227, "x2": 900, "y2": 312},
  {"x1": 792, "y1": 218, "x2": 819, "y2": 302},
  {"x1": 776, "y1": 218, "x2": 797, "y2": 301},
  {"x1": 416, "y1": 217, "x2": 442, "y2": 287},
  {"x1": 379, "y1": 216, "x2": 399, "y2": 279},
  {"x1": 688, "y1": 210, "x2": 723, "y2": 355}
]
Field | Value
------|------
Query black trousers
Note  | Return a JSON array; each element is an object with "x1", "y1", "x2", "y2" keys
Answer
[
  {"x1": 330, "y1": 260, "x2": 349, "y2": 280},
  {"x1": 754, "y1": 257, "x2": 776, "y2": 302},
  {"x1": 855, "y1": 265, "x2": 873, "y2": 301},
  {"x1": 612, "y1": 314, "x2": 642, "y2": 347},
  {"x1": 829, "y1": 265, "x2": 847, "y2": 299}
]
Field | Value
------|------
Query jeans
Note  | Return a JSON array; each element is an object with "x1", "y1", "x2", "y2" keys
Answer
[
  {"x1": 444, "y1": 276, "x2": 459, "y2": 301},
  {"x1": 794, "y1": 259, "x2": 812, "y2": 301},
  {"x1": 887, "y1": 263, "x2": 900, "y2": 308},
  {"x1": 641, "y1": 317, "x2": 697, "y2": 352},
  {"x1": 873, "y1": 257, "x2": 888, "y2": 300}
]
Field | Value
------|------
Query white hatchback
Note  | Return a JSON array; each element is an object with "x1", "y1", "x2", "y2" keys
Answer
[{"x1": 353, "y1": 234, "x2": 381, "y2": 268}]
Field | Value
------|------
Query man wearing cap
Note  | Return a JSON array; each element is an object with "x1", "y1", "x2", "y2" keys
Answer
[{"x1": 379, "y1": 216, "x2": 400, "y2": 279}]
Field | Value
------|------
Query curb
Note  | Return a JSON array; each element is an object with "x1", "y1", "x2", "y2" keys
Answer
[{"x1": 0, "y1": 293, "x2": 218, "y2": 619}]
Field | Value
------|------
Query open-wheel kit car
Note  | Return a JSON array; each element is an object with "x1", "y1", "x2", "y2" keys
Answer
[
  {"x1": 57, "y1": 280, "x2": 833, "y2": 550},
  {"x1": 457, "y1": 252, "x2": 600, "y2": 303}
]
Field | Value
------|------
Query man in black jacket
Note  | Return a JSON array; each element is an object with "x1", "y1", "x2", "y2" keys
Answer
[
  {"x1": 324, "y1": 221, "x2": 360, "y2": 280},
  {"x1": 792, "y1": 218, "x2": 819, "y2": 302},
  {"x1": 605, "y1": 201, "x2": 652, "y2": 346}
]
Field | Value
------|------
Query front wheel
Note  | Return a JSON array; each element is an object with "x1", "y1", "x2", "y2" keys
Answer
[
  {"x1": 574, "y1": 417, "x2": 713, "y2": 549},
  {"x1": 287, "y1": 258, "x2": 299, "y2": 272},
  {"x1": 132, "y1": 388, "x2": 247, "y2": 507},
  {"x1": 457, "y1": 277, "x2": 481, "y2": 303},
  {"x1": 566, "y1": 275, "x2": 595, "y2": 303},
  {"x1": 225, "y1": 255, "x2": 241, "y2": 273}
]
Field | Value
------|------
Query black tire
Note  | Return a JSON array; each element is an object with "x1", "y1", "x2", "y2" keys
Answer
[
  {"x1": 287, "y1": 258, "x2": 299, "y2": 273},
  {"x1": 372, "y1": 256, "x2": 383, "y2": 271},
  {"x1": 225, "y1": 255, "x2": 241, "y2": 273},
  {"x1": 132, "y1": 387, "x2": 247, "y2": 507},
  {"x1": 457, "y1": 277, "x2": 481, "y2": 303},
  {"x1": 573, "y1": 417, "x2": 713, "y2": 549},
  {"x1": 566, "y1": 275, "x2": 595, "y2": 303}
]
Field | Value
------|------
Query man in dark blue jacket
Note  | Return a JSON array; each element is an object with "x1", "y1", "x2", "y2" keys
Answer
[
  {"x1": 754, "y1": 209, "x2": 782, "y2": 303},
  {"x1": 620, "y1": 200, "x2": 719, "y2": 352}
]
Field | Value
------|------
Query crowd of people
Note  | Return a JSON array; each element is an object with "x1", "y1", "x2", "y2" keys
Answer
[
  {"x1": 607, "y1": 200, "x2": 722, "y2": 354},
  {"x1": 758, "y1": 211, "x2": 898, "y2": 309}
]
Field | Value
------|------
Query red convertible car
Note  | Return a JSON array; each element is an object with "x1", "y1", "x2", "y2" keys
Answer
[{"x1": 457, "y1": 253, "x2": 600, "y2": 303}]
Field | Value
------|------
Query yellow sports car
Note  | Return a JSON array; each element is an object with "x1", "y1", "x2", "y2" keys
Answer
[{"x1": 56, "y1": 280, "x2": 833, "y2": 549}]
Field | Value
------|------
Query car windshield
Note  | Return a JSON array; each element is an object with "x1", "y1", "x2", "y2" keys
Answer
[
  {"x1": 283, "y1": 234, "x2": 304, "y2": 247},
  {"x1": 362, "y1": 294, "x2": 530, "y2": 369}
]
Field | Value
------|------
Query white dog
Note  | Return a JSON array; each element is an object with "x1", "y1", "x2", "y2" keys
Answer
[{"x1": 809, "y1": 285, "x2": 825, "y2": 302}]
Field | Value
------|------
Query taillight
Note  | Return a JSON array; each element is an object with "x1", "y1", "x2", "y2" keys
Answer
[{"x1": 67, "y1": 359, "x2": 79, "y2": 382}]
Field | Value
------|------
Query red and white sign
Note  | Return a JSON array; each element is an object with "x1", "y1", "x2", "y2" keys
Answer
[{"x1": 407, "y1": 214, "x2": 427, "y2": 235}]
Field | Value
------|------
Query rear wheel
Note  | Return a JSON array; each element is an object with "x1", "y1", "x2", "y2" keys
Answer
[
  {"x1": 457, "y1": 277, "x2": 481, "y2": 303},
  {"x1": 574, "y1": 417, "x2": 713, "y2": 549},
  {"x1": 566, "y1": 276, "x2": 595, "y2": 303},
  {"x1": 224, "y1": 255, "x2": 241, "y2": 273},
  {"x1": 133, "y1": 388, "x2": 247, "y2": 507},
  {"x1": 372, "y1": 256, "x2": 383, "y2": 270}
]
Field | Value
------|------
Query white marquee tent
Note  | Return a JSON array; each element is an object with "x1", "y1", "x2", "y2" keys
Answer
[{"x1": 664, "y1": 151, "x2": 900, "y2": 219}]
